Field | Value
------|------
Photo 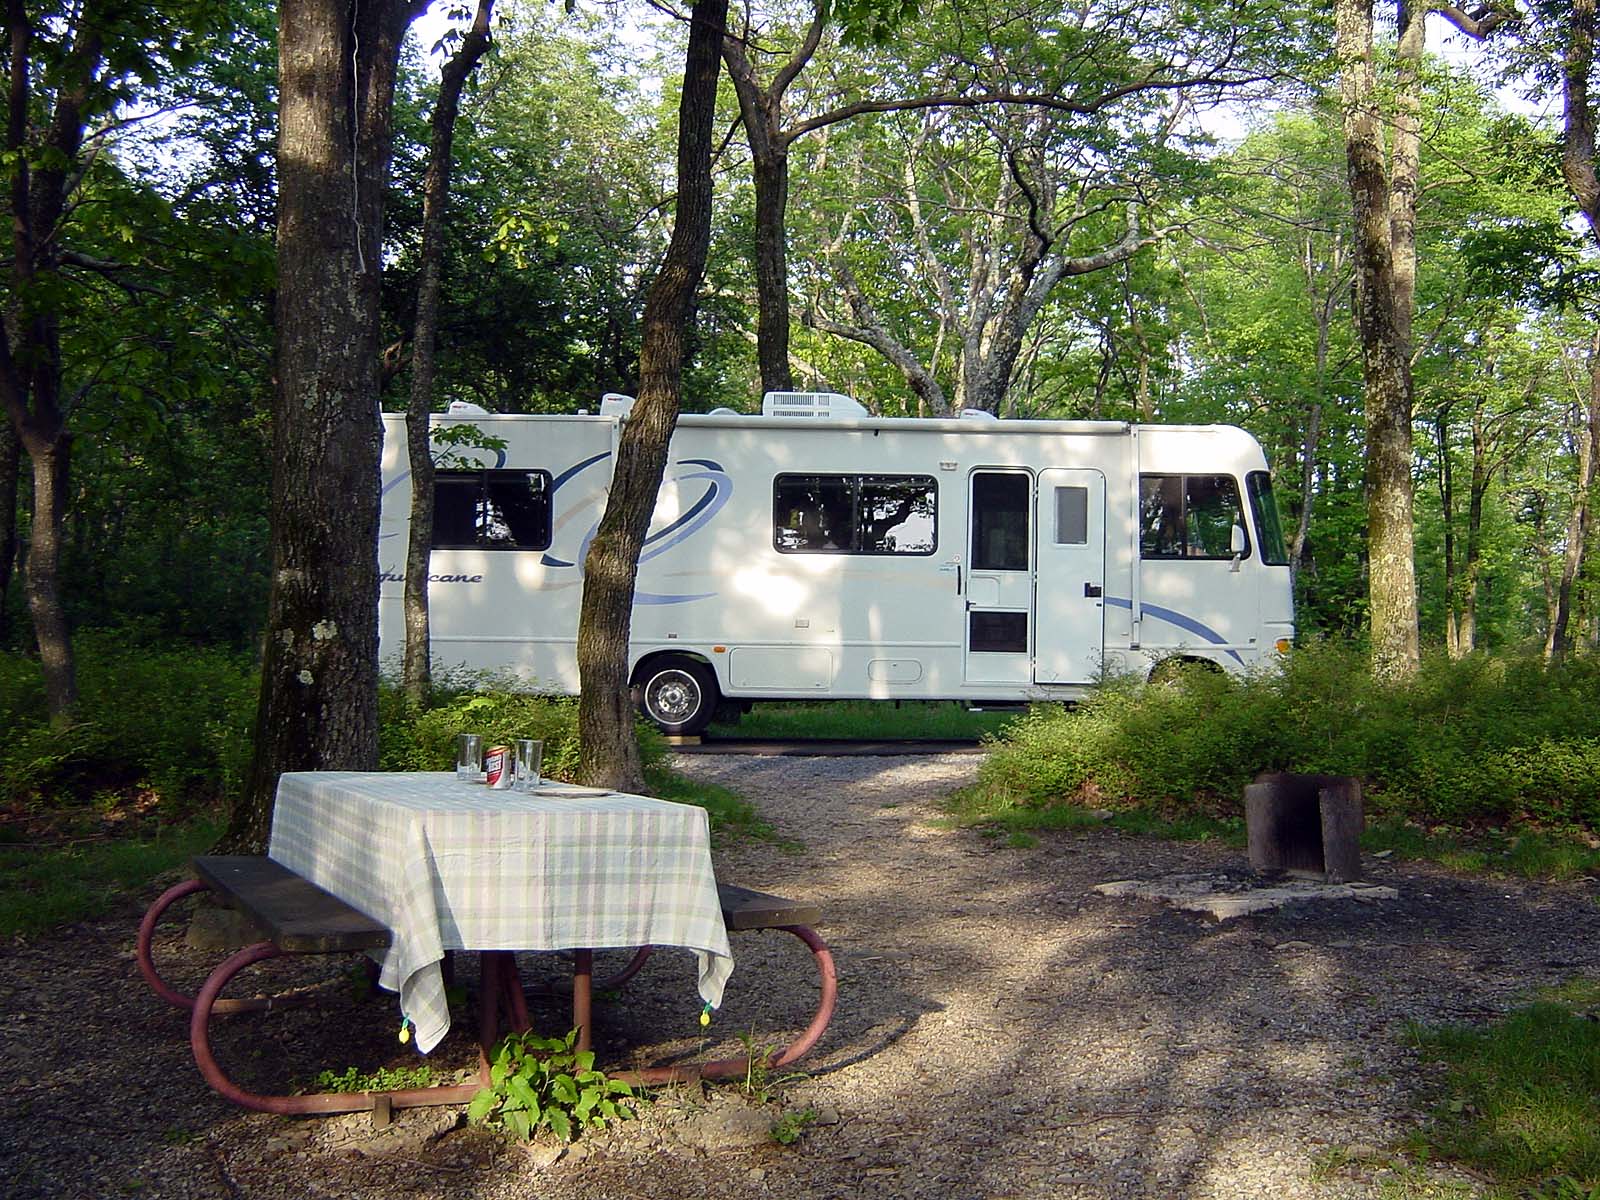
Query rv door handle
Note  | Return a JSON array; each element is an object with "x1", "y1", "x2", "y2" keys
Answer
[{"x1": 1084, "y1": 583, "x2": 1102, "y2": 598}]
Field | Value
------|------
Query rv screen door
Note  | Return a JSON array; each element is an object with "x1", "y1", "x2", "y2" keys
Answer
[
  {"x1": 1033, "y1": 468, "x2": 1106, "y2": 684},
  {"x1": 964, "y1": 470, "x2": 1033, "y2": 685}
]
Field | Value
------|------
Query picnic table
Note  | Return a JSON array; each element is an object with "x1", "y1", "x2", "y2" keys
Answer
[
  {"x1": 270, "y1": 771, "x2": 734, "y2": 1054},
  {"x1": 136, "y1": 771, "x2": 834, "y2": 1119}
]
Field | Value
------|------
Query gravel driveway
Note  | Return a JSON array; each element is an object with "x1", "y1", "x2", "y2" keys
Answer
[{"x1": 4, "y1": 751, "x2": 1598, "y2": 1199}]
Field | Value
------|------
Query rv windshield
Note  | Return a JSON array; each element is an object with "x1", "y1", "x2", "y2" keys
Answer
[{"x1": 1247, "y1": 472, "x2": 1289, "y2": 566}]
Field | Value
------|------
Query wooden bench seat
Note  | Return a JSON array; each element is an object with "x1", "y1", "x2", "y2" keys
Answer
[
  {"x1": 716, "y1": 882, "x2": 822, "y2": 932},
  {"x1": 192, "y1": 855, "x2": 392, "y2": 954}
]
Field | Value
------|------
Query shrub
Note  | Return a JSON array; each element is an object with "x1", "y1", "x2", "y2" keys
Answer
[
  {"x1": 378, "y1": 679, "x2": 667, "y2": 780},
  {"x1": 974, "y1": 644, "x2": 1600, "y2": 833},
  {"x1": 0, "y1": 638, "x2": 257, "y2": 815}
]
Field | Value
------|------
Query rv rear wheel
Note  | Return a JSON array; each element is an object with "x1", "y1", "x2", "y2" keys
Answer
[{"x1": 634, "y1": 658, "x2": 718, "y2": 736}]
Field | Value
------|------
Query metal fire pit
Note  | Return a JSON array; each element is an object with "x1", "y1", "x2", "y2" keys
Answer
[{"x1": 1245, "y1": 772, "x2": 1363, "y2": 884}]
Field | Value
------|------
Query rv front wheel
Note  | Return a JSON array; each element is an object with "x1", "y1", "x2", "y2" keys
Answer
[{"x1": 635, "y1": 658, "x2": 718, "y2": 736}]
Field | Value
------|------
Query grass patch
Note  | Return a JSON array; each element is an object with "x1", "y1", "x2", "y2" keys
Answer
[
  {"x1": 644, "y1": 764, "x2": 784, "y2": 847},
  {"x1": 1406, "y1": 983, "x2": 1600, "y2": 1196},
  {"x1": 711, "y1": 700, "x2": 1020, "y2": 741},
  {"x1": 1363, "y1": 822, "x2": 1600, "y2": 882},
  {"x1": 937, "y1": 781, "x2": 1244, "y2": 846},
  {"x1": 0, "y1": 813, "x2": 222, "y2": 938}
]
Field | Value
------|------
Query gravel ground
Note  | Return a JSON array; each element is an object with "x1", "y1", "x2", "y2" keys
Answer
[{"x1": 5, "y1": 751, "x2": 1599, "y2": 1199}]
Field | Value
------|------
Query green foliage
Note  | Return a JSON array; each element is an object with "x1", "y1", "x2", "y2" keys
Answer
[
  {"x1": 467, "y1": 1028, "x2": 636, "y2": 1142},
  {"x1": 0, "y1": 638, "x2": 256, "y2": 812},
  {"x1": 0, "y1": 815, "x2": 220, "y2": 938},
  {"x1": 969, "y1": 644, "x2": 1600, "y2": 841},
  {"x1": 771, "y1": 1107, "x2": 817, "y2": 1145},
  {"x1": 1407, "y1": 990, "x2": 1600, "y2": 1193},
  {"x1": 376, "y1": 678, "x2": 664, "y2": 780},
  {"x1": 312, "y1": 1064, "x2": 437, "y2": 1094}
]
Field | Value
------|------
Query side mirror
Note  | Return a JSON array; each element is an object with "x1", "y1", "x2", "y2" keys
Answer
[{"x1": 1229, "y1": 524, "x2": 1246, "y2": 573}]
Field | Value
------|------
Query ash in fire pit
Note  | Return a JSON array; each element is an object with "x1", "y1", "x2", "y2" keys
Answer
[{"x1": 1090, "y1": 869, "x2": 1398, "y2": 920}]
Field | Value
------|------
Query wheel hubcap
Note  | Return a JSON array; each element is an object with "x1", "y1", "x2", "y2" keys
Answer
[{"x1": 649, "y1": 673, "x2": 699, "y2": 722}]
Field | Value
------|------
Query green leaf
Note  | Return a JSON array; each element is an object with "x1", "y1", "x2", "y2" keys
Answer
[
  {"x1": 508, "y1": 1075, "x2": 540, "y2": 1111},
  {"x1": 504, "y1": 1109, "x2": 532, "y2": 1141},
  {"x1": 467, "y1": 1089, "x2": 497, "y2": 1122},
  {"x1": 551, "y1": 1074, "x2": 578, "y2": 1105},
  {"x1": 546, "y1": 1108, "x2": 571, "y2": 1141}
]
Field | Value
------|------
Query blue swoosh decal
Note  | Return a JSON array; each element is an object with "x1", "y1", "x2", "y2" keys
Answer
[
  {"x1": 549, "y1": 451, "x2": 610, "y2": 493},
  {"x1": 1105, "y1": 596, "x2": 1245, "y2": 665}
]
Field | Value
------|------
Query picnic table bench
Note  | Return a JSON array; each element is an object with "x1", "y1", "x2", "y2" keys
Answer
[{"x1": 137, "y1": 855, "x2": 835, "y2": 1117}]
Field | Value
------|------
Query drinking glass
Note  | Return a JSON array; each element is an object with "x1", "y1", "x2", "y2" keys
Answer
[
  {"x1": 456, "y1": 733, "x2": 483, "y2": 782},
  {"x1": 515, "y1": 739, "x2": 543, "y2": 791}
]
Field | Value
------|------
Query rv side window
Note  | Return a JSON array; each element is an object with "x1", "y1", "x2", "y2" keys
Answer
[
  {"x1": 773, "y1": 474, "x2": 937, "y2": 555},
  {"x1": 1139, "y1": 474, "x2": 1249, "y2": 560},
  {"x1": 432, "y1": 470, "x2": 552, "y2": 551}
]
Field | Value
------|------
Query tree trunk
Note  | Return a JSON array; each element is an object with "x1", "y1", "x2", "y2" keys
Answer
[
  {"x1": 1562, "y1": 0, "x2": 1599, "y2": 246},
  {"x1": 225, "y1": 0, "x2": 422, "y2": 853},
  {"x1": 403, "y1": 0, "x2": 493, "y2": 708},
  {"x1": 23, "y1": 429, "x2": 73, "y2": 719},
  {"x1": 1436, "y1": 409, "x2": 1460, "y2": 657},
  {"x1": 576, "y1": 0, "x2": 727, "y2": 792},
  {"x1": 1550, "y1": 334, "x2": 1600, "y2": 663},
  {"x1": 1337, "y1": 0, "x2": 1419, "y2": 678},
  {"x1": 749, "y1": 146, "x2": 794, "y2": 395},
  {"x1": 0, "y1": 415, "x2": 18, "y2": 646}
]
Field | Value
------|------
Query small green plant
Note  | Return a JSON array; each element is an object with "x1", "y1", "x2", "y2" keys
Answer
[
  {"x1": 467, "y1": 1029, "x2": 636, "y2": 1142},
  {"x1": 312, "y1": 1064, "x2": 437, "y2": 1094},
  {"x1": 771, "y1": 1107, "x2": 817, "y2": 1145}
]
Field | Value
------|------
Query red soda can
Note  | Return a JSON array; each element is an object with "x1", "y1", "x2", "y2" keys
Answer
[{"x1": 485, "y1": 745, "x2": 513, "y2": 789}]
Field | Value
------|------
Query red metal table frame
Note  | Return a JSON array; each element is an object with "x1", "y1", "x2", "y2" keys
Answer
[{"x1": 137, "y1": 877, "x2": 836, "y2": 1114}]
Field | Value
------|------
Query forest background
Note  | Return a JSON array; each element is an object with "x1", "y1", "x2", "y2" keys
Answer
[{"x1": 2, "y1": 0, "x2": 1599, "y2": 836}]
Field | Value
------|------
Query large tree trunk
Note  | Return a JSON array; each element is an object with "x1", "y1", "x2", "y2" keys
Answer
[
  {"x1": 225, "y1": 0, "x2": 422, "y2": 853},
  {"x1": 402, "y1": 0, "x2": 493, "y2": 708},
  {"x1": 749, "y1": 147, "x2": 794, "y2": 395},
  {"x1": 1337, "y1": 0, "x2": 1419, "y2": 678},
  {"x1": 577, "y1": 0, "x2": 727, "y2": 792}
]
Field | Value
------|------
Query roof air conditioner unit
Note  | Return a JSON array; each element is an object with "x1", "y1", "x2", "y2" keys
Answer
[
  {"x1": 599, "y1": 392, "x2": 636, "y2": 417},
  {"x1": 761, "y1": 390, "x2": 868, "y2": 419}
]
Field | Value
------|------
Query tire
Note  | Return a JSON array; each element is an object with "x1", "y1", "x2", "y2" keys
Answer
[{"x1": 634, "y1": 658, "x2": 718, "y2": 736}]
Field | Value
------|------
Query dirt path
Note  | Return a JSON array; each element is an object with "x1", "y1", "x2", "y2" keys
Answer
[{"x1": 4, "y1": 753, "x2": 1598, "y2": 1199}]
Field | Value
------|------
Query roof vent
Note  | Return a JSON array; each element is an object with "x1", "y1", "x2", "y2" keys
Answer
[
  {"x1": 599, "y1": 392, "x2": 636, "y2": 417},
  {"x1": 761, "y1": 390, "x2": 868, "y2": 419}
]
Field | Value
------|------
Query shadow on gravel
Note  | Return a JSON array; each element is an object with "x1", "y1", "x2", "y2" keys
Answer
[{"x1": 7, "y1": 774, "x2": 1600, "y2": 1200}]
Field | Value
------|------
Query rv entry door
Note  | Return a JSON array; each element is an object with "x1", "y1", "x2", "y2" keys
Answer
[
  {"x1": 1033, "y1": 468, "x2": 1106, "y2": 684},
  {"x1": 964, "y1": 470, "x2": 1034, "y2": 685}
]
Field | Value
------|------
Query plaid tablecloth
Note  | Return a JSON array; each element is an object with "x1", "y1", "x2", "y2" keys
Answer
[{"x1": 268, "y1": 771, "x2": 733, "y2": 1054}]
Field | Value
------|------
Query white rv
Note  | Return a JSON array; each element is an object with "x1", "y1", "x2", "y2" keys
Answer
[{"x1": 378, "y1": 392, "x2": 1295, "y2": 734}]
